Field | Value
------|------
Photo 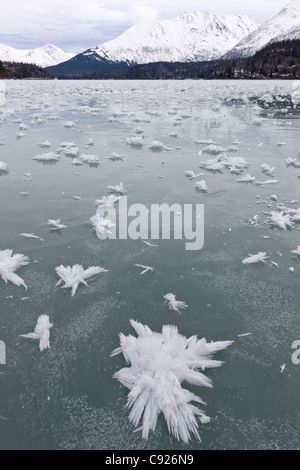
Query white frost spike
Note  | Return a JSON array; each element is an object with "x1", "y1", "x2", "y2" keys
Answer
[
  {"x1": 134, "y1": 264, "x2": 154, "y2": 275},
  {"x1": 20, "y1": 315, "x2": 53, "y2": 352},
  {"x1": 56, "y1": 264, "x2": 108, "y2": 297},
  {"x1": 32, "y1": 152, "x2": 60, "y2": 162},
  {"x1": 19, "y1": 233, "x2": 44, "y2": 241},
  {"x1": 107, "y1": 182, "x2": 127, "y2": 194},
  {"x1": 261, "y1": 163, "x2": 275, "y2": 176},
  {"x1": 126, "y1": 136, "x2": 143, "y2": 147},
  {"x1": 90, "y1": 215, "x2": 114, "y2": 234},
  {"x1": 142, "y1": 241, "x2": 158, "y2": 247},
  {"x1": 290, "y1": 208, "x2": 300, "y2": 222},
  {"x1": 95, "y1": 194, "x2": 121, "y2": 207},
  {"x1": 64, "y1": 146, "x2": 79, "y2": 157},
  {"x1": 111, "y1": 319, "x2": 233, "y2": 443},
  {"x1": 149, "y1": 141, "x2": 175, "y2": 151},
  {"x1": 268, "y1": 211, "x2": 294, "y2": 230},
  {"x1": 195, "y1": 180, "x2": 208, "y2": 192},
  {"x1": 71, "y1": 158, "x2": 84, "y2": 166},
  {"x1": 47, "y1": 219, "x2": 67, "y2": 230},
  {"x1": 184, "y1": 170, "x2": 204, "y2": 180},
  {"x1": 236, "y1": 174, "x2": 255, "y2": 183},
  {"x1": 202, "y1": 144, "x2": 227, "y2": 154},
  {"x1": 164, "y1": 293, "x2": 188, "y2": 312},
  {"x1": 0, "y1": 249, "x2": 29, "y2": 289},
  {"x1": 63, "y1": 121, "x2": 74, "y2": 128},
  {"x1": 38, "y1": 141, "x2": 51, "y2": 148},
  {"x1": 107, "y1": 153, "x2": 124, "y2": 161},
  {"x1": 199, "y1": 158, "x2": 224, "y2": 172},
  {"x1": 80, "y1": 154, "x2": 101, "y2": 165},
  {"x1": 291, "y1": 246, "x2": 300, "y2": 256},
  {"x1": 285, "y1": 158, "x2": 297, "y2": 167},
  {"x1": 0, "y1": 161, "x2": 8, "y2": 172},
  {"x1": 242, "y1": 252, "x2": 269, "y2": 265},
  {"x1": 255, "y1": 179, "x2": 279, "y2": 185}
]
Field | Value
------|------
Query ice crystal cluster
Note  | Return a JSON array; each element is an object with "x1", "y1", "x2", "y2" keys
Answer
[
  {"x1": 164, "y1": 293, "x2": 188, "y2": 312},
  {"x1": 0, "y1": 249, "x2": 29, "y2": 289},
  {"x1": 20, "y1": 315, "x2": 53, "y2": 352},
  {"x1": 112, "y1": 319, "x2": 233, "y2": 443},
  {"x1": 55, "y1": 264, "x2": 108, "y2": 296}
]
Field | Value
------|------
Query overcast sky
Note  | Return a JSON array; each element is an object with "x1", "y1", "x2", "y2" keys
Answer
[{"x1": 0, "y1": 0, "x2": 291, "y2": 53}]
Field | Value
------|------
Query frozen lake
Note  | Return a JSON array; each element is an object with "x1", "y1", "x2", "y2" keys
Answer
[{"x1": 0, "y1": 79, "x2": 300, "y2": 450}]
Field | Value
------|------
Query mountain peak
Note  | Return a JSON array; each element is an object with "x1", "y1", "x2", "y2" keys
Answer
[
  {"x1": 224, "y1": 0, "x2": 300, "y2": 58},
  {"x1": 47, "y1": 9, "x2": 259, "y2": 75},
  {"x1": 0, "y1": 43, "x2": 74, "y2": 67},
  {"x1": 90, "y1": 11, "x2": 259, "y2": 64}
]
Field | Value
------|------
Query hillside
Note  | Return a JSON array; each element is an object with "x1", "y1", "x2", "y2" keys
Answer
[
  {"x1": 0, "y1": 60, "x2": 9, "y2": 78},
  {"x1": 2, "y1": 62, "x2": 52, "y2": 79},
  {"x1": 125, "y1": 39, "x2": 300, "y2": 80},
  {"x1": 54, "y1": 39, "x2": 300, "y2": 80}
]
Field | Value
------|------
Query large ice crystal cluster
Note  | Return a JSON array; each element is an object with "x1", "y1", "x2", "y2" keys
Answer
[{"x1": 112, "y1": 319, "x2": 233, "y2": 443}]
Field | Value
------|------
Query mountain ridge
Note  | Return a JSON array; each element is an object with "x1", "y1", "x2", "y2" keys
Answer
[
  {"x1": 223, "y1": 0, "x2": 300, "y2": 58},
  {"x1": 46, "y1": 11, "x2": 259, "y2": 76},
  {"x1": 0, "y1": 43, "x2": 74, "y2": 67}
]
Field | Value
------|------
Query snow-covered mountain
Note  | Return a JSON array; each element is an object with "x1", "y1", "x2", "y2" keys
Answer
[
  {"x1": 88, "y1": 12, "x2": 259, "y2": 64},
  {"x1": 224, "y1": 0, "x2": 300, "y2": 59},
  {"x1": 0, "y1": 44, "x2": 74, "y2": 67},
  {"x1": 47, "y1": 11, "x2": 259, "y2": 75}
]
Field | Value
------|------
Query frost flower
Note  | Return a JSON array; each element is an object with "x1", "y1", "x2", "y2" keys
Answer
[
  {"x1": 55, "y1": 264, "x2": 108, "y2": 296},
  {"x1": 164, "y1": 293, "x2": 188, "y2": 312},
  {"x1": 20, "y1": 315, "x2": 53, "y2": 352},
  {"x1": 0, "y1": 249, "x2": 29, "y2": 289},
  {"x1": 112, "y1": 319, "x2": 233, "y2": 443}
]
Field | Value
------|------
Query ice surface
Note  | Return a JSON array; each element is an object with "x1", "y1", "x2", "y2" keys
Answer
[{"x1": 111, "y1": 319, "x2": 233, "y2": 443}]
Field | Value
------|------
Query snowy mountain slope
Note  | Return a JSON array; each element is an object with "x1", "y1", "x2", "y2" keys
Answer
[
  {"x1": 224, "y1": 0, "x2": 300, "y2": 59},
  {"x1": 89, "y1": 12, "x2": 260, "y2": 64},
  {"x1": 47, "y1": 11, "x2": 259, "y2": 75},
  {"x1": 0, "y1": 44, "x2": 74, "y2": 67}
]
